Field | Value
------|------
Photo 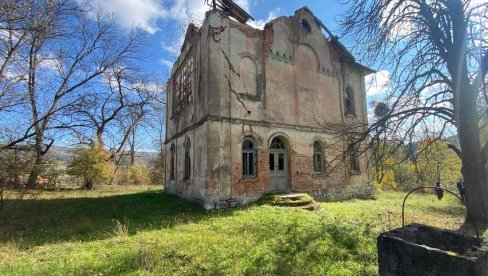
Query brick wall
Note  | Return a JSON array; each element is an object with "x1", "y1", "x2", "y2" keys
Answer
[{"x1": 231, "y1": 148, "x2": 270, "y2": 198}]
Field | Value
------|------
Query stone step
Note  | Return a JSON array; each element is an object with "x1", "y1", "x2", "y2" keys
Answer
[
  {"x1": 270, "y1": 193, "x2": 316, "y2": 208},
  {"x1": 301, "y1": 203, "x2": 320, "y2": 211}
]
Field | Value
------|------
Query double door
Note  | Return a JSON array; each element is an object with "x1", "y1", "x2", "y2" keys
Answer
[{"x1": 269, "y1": 149, "x2": 288, "y2": 191}]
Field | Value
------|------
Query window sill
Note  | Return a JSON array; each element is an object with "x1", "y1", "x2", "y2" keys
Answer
[
  {"x1": 241, "y1": 175, "x2": 257, "y2": 180},
  {"x1": 345, "y1": 113, "x2": 357, "y2": 118},
  {"x1": 237, "y1": 93, "x2": 260, "y2": 101},
  {"x1": 312, "y1": 172, "x2": 325, "y2": 176},
  {"x1": 350, "y1": 170, "x2": 361, "y2": 175}
]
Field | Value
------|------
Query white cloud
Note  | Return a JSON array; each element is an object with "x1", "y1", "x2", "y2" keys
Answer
[
  {"x1": 366, "y1": 70, "x2": 390, "y2": 96},
  {"x1": 158, "y1": 58, "x2": 174, "y2": 69},
  {"x1": 81, "y1": 0, "x2": 233, "y2": 34},
  {"x1": 83, "y1": 0, "x2": 167, "y2": 34},
  {"x1": 248, "y1": 8, "x2": 280, "y2": 29}
]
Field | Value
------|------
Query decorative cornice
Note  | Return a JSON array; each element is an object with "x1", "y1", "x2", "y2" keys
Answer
[
  {"x1": 319, "y1": 67, "x2": 339, "y2": 78},
  {"x1": 268, "y1": 49, "x2": 293, "y2": 64},
  {"x1": 165, "y1": 114, "x2": 343, "y2": 144}
]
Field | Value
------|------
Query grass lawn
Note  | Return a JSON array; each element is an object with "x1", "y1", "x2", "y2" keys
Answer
[{"x1": 0, "y1": 186, "x2": 481, "y2": 275}]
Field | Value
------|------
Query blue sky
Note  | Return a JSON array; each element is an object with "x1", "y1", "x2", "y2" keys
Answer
[
  {"x1": 86, "y1": 0, "x2": 392, "y2": 100},
  {"x1": 83, "y1": 0, "x2": 392, "y2": 150},
  {"x1": 90, "y1": 0, "x2": 353, "y2": 76}
]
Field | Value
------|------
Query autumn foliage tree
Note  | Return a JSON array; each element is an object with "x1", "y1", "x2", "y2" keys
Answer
[
  {"x1": 341, "y1": 0, "x2": 488, "y2": 224},
  {"x1": 67, "y1": 147, "x2": 114, "y2": 189}
]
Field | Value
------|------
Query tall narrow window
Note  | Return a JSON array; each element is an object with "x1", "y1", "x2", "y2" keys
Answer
[
  {"x1": 170, "y1": 143, "x2": 175, "y2": 180},
  {"x1": 345, "y1": 87, "x2": 355, "y2": 115},
  {"x1": 301, "y1": 19, "x2": 311, "y2": 33},
  {"x1": 242, "y1": 138, "x2": 256, "y2": 177},
  {"x1": 349, "y1": 143, "x2": 360, "y2": 172},
  {"x1": 239, "y1": 57, "x2": 257, "y2": 96},
  {"x1": 184, "y1": 138, "x2": 191, "y2": 180},
  {"x1": 174, "y1": 55, "x2": 193, "y2": 110},
  {"x1": 313, "y1": 142, "x2": 323, "y2": 172}
]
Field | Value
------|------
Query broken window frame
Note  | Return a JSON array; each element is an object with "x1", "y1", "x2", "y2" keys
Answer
[
  {"x1": 174, "y1": 54, "x2": 194, "y2": 111},
  {"x1": 349, "y1": 143, "x2": 360, "y2": 172},
  {"x1": 170, "y1": 143, "x2": 176, "y2": 180},
  {"x1": 184, "y1": 138, "x2": 191, "y2": 181},
  {"x1": 313, "y1": 141, "x2": 323, "y2": 173},
  {"x1": 242, "y1": 137, "x2": 257, "y2": 177},
  {"x1": 345, "y1": 87, "x2": 355, "y2": 115}
]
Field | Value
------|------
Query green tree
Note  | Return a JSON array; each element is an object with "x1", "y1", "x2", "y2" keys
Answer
[
  {"x1": 413, "y1": 138, "x2": 462, "y2": 190},
  {"x1": 67, "y1": 147, "x2": 114, "y2": 189},
  {"x1": 373, "y1": 156, "x2": 397, "y2": 190}
]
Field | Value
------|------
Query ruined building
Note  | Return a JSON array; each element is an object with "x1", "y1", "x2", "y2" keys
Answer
[{"x1": 164, "y1": 6, "x2": 374, "y2": 209}]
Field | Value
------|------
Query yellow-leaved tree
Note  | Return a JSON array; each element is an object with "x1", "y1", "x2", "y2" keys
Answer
[
  {"x1": 412, "y1": 138, "x2": 462, "y2": 190},
  {"x1": 67, "y1": 147, "x2": 115, "y2": 189},
  {"x1": 373, "y1": 157, "x2": 398, "y2": 190}
]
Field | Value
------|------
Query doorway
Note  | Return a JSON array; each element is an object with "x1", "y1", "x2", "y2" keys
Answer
[{"x1": 269, "y1": 137, "x2": 289, "y2": 191}]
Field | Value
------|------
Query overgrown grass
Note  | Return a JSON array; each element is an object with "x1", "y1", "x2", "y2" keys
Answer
[{"x1": 0, "y1": 186, "x2": 482, "y2": 275}]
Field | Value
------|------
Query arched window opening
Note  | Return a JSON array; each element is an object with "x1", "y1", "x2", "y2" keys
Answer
[
  {"x1": 349, "y1": 143, "x2": 360, "y2": 172},
  {"x1": 239, "y1": 57, "x2": 257, "y2": 96},
  {"x1": 313, "y1": 142, "x2": 323, "y2": 172},
  {"x1": 301, "y1": 19, "x2": 311, "y2": 33},
  {"x1": 242, "y1": 138, "x2": 256, "y2": 177},
  {"x1": 345, "y1": 87, "x2": 355, "y2": 115},
  {"x1": 170, "y1": 143, "x2": 175, "y2": 180},
  {"x1": 184, "y1": 138, "x2": 191, "y2": 180},
  {"x1": 270, "y1": 137, "x2": 285, "y2": 149}
]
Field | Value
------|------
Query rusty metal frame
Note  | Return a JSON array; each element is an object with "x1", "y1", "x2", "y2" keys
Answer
[{"x1": 402, "y1": 186, "x2": 481, "y2": 244}]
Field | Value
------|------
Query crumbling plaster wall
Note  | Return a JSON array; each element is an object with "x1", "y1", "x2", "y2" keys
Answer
[{"x1": 165, "y1": 7, "x2": 372, "y2": 208}]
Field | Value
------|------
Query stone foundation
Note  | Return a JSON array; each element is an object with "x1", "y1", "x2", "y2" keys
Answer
[
  {"x1": 195, "y1": 182, "x2": 373, "y2": 210},
  {"x1": 307, "y1": 182, "x2": 374, "y2": 202},
  {"x1": 378, "y1": 224, "x2": 488, "y2": 276}
]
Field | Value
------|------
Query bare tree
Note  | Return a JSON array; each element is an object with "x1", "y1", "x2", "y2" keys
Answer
[
  {"x1": 0, "y1": 0, "x2": 36, "y2": 112},
  {"x1": 1, "y1": 1, "x2": 145, "y2": 188},
  {"x1": 73, "y1": 68, "x2": 149, "y2": 150},
  {"x1": 339, "y1": 0, "x2": 488, "y2": 224}
]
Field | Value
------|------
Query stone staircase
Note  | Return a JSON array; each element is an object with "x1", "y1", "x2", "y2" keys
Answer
[{"x1": 269, "y1": 193, "x2": 320, "y2": 211}]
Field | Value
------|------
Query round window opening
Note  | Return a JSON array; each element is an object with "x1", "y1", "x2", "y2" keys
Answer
[{"x1": 301, "y1": 19, "x2": 311, "y2": 33}]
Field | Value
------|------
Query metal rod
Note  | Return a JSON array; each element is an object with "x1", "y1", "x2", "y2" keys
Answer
[{"x1": 402, "y1": 186, "x2": 481, "y2": 244}]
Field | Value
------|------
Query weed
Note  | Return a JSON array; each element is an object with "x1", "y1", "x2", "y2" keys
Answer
[{"x1": 111, "y1": 218, "x2": 130, "y2": 239}]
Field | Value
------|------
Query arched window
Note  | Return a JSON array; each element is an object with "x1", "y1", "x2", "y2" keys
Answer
[
  {"x1": 313, "y1": 142, "x2": 323, "y2": 172},
  {"x1": 345, "y1": 87, "x2": 355, "y2": 115},
  {"x1": 170, "y1": 143, "x2": 175, "y2": 180},
  {"x1": 270, "y1": 137, "x2": 285, "y2": 149},
  {"x1": 184, "y1": 138, "x2": 191, "y2": 180},
  {"x1": 349, "y1": 143, "x2": 360, "y2": 171},
  {"x1": 242, "y1": 138, "x2": 256, "y2": 177},
  {"x1": 301, "y1": 19, "x2": 311, "y2": 33},
  {"x1": 239, "y1": 57, "x2": 257, "y2": 96}
]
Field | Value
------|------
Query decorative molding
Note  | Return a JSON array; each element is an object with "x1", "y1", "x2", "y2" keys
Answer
[
  {"x1": 268, "y1": 49, "x2": 293, "y2": 64},
  {"x1": 165, "y1": 114, "x2": 344, "y2": 144},
  {"x1": 319, "y1": 67, "x2": 339, "y2": 78}
]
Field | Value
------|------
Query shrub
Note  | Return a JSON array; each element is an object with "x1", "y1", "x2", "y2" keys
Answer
[
  {"x1": 127, "y1": 164, "x2": 151, "y2": 185},
  {"x1": 67, "y1": 147, "x2": 115, "y2": 189}
]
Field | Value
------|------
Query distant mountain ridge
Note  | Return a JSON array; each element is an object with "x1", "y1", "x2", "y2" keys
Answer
[{"x1": 46, "y1": 145, "x2": 158, "y2": 166}]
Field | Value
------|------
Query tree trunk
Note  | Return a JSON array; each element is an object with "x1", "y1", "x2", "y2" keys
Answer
[
  {"x1": 83, "y1": 179, "x2": 94, "y2": 190},
  {"x1": 130, "y1": 129, "x2": 136, "y2": 165},
  {"x1": 26, "y1": 138, "x2": 44, "y2": 188},
  {"x1": 458, "y1": 85, "x2": 488, "y2": 224},
  {"x1": 96, "y1": 130, "x2": 104, "y2": 150}
]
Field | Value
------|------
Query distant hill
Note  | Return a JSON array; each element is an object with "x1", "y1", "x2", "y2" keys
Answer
[{"x1": 46, "y1": 145, "x2": 158, "y2": 166}]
